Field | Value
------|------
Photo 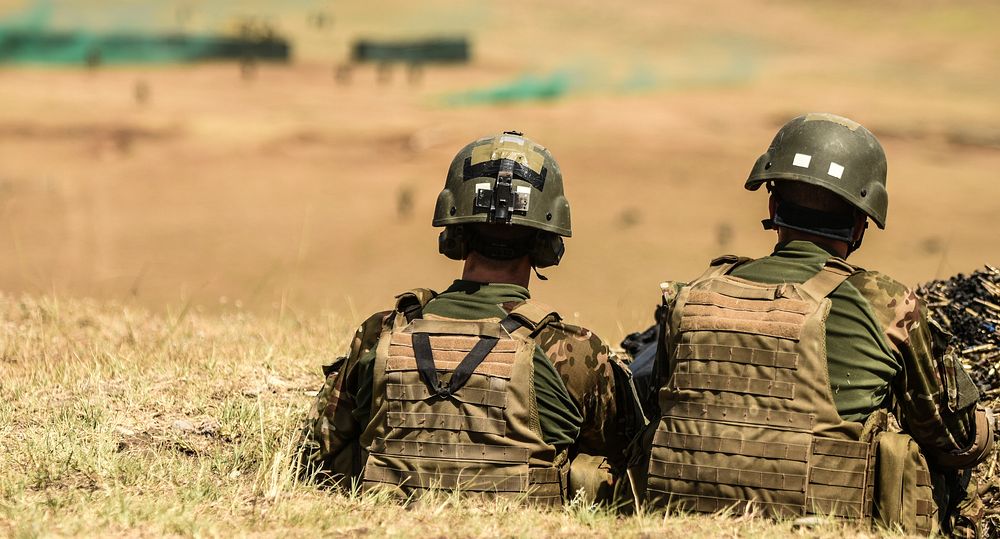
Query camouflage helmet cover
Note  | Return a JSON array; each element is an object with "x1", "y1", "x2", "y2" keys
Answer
[
  {"x1": 433, "y1": 131, "x2": 571, "y2": 237},
  {"x1": 745, "y1": 113, "x2": 889, "y2": 229}
]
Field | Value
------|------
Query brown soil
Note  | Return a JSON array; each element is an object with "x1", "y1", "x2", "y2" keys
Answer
[{"x1": 0, "y1": 0, "x2": 997, "y2": 339}]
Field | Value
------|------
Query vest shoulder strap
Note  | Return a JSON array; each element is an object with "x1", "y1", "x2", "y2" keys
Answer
[
  {"x1": 392, "y1": 288, "x2": 438, "y2": 324},
  {"x1": 799, "y1": 257, "x2": 856, "y2": 301},
  {"x1": 694, "y1": 255, "x2": 754, "y2": 282},
  {"x1": 506, "y1": 299, "x2": 561, "y2": 336}
]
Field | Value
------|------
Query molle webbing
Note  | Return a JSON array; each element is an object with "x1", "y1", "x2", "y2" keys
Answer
[
  {"x1": 649, "y1": 259, "x2": 876, "y2": 520},
  {"x1": 383, "y1": 323, "x2": 514, "y2": 436},
  {"x1": 363, "y1": 462, "x2": 562, "y2": 504},
  {"x1": 654, "y1": 429, "x2": 811, "y2": 461},
  {"x1": 364, "y1": 309, "x2": 564, "y2": 504},
  {"x1": 412, "y1": 331, "x2": 499, "y2": 398}
]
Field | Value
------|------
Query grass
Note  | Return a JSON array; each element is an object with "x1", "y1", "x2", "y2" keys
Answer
[{"x1": 0, "y1": 294, "x2": 904, "y2": 537}]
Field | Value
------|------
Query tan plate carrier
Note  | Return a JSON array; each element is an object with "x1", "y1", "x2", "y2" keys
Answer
[
  {"x1": 647, "y1": 256, "x2": 934, "y2": 529},
  {"x1": 361, "y1": 298, "x2": 567, "y2": 505}
]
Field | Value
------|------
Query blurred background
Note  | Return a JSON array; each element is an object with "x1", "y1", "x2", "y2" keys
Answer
[{"x1": 0, "y1": 0, "x2": 997, "y2": 340}]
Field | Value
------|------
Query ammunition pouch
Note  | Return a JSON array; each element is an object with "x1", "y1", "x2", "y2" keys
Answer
[{"x1": 873, "y1": 431, "x2": 939, "y2": 536}]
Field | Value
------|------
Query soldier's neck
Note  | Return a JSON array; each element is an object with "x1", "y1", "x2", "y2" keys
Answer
[
  {"x1": 777, "y1": 229, "x2": 850, "y2": 258},
  {"x1": 462, "y1": 252, "x2": 531, "y2": 288}
]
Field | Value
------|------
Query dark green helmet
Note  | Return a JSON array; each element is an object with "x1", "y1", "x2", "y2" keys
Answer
[
  {"x1": 433, "y1": 131, "x2": 571, "y2": 267},
  {"x1": 745, "y1": 113, "x2": 888, "y2": 228},
  {"x1": 434, "y1": 131, "x2": 571, "y2": 235}
]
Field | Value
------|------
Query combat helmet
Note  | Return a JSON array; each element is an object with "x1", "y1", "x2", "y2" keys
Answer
[
  {"x1": 746, "y1": 113, "x2": 888, "y2": 229},
  {"x1": 434, "y1": 131, "x2": 570, "y2": 268}
]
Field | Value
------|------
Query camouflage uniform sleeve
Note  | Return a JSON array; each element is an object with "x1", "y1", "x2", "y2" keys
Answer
[
  {"x1": 298, "y1": 310, "x2": 389, "y2": 482},
  {"x1": 853, "y1": 271, "x2": 994, "y2": 468},
  {"x1": 535, "y1": 322, "x2": 645, "y2": 471}
]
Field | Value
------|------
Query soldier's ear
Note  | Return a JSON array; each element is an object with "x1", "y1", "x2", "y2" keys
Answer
[{"x1": 438, "y1": 226, "x2": 468, "y2": 261}]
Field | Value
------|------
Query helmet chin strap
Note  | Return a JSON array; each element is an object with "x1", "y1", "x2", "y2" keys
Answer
[
  {"x1": 763, "y1": 200, "x2": 869, "y2": 259},
  {"x1": 846, "y1": 222, "x2": 868, "y2": 257},
  {"x1": 532, "y1": 266, "x2": 548, "y2": 281}
]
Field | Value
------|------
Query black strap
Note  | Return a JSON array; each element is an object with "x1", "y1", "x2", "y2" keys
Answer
[
  {"x1": 445, "y1": 336, "x2": 499, "y2": 396},
  {"x1": 768, "y1": 200, "x2": 857, "y2": 243},
  {"x1": 462, "y1": 157, "x2": 548, "y2": 191},
  {"x1": 467, "y1": 228, "x2": 533, "y2": 260},
  {"x1": 410, "y1": 316, "x2": 523, "y2": 397},
  {"x1": 411, "y1": 332, "x2": 440, "y2": 395},
  {"x1": 397, "y1": 295, "x2": 425, "y2": 323},
  {"x1": 500, "y1": 316, "x2": 522, "y2": 334}
]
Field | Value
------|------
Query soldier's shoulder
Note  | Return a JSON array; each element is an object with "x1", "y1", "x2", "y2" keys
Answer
[
  {"x1": 844, "y1": 269, "x2": 922, "y2": 333},
  {"x1": 542, "y1": 319, "x2": 600, "y2": 339},
  {"x1": 506, "y1": 299, "x2": 613, "y2": 355},
  {"x1": 535, "y1": 319, "x2": 613, "y2": 358},
  {"x1": 534, "y1": 319, "x2": 617, "y2": 375},
  {"x1": 846, "y1": 269, "x2": 916, "y2": 304}
]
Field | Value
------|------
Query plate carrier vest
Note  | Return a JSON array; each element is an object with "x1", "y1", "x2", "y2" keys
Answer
[
  {"x1": 647, "y1": 256, "x2": 888, "y2": 521},
  {"x1": 361, "y1": 290, "x2": 567, "y2": 505}
]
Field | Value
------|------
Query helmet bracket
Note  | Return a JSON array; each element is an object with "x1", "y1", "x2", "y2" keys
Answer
[{"x1": 491, "y1": 159, "x2": 514, "y2": 224}]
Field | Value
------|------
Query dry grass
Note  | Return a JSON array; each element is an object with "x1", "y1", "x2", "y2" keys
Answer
[{"x1": 0, "y1": 295, "x2": 915, "y2": 537}]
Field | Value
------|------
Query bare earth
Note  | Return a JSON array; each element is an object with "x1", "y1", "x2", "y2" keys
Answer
[{"x1": 0, "y1": 0, "x2": 997, "y2": 339}]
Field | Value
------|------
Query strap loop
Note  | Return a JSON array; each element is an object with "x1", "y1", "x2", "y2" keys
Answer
[{"x1": 798, "y1": 258, "x2": 854, "y2": 301}]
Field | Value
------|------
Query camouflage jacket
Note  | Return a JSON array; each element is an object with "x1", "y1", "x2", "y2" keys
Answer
[
  {"x1": 850, "y1": 270, "x2": 993, "y2": 468},
  {"x1": 300, "y1": 284, "x2": 644, "y2": 484}
]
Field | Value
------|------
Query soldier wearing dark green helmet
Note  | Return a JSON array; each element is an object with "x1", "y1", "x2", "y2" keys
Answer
[
  {"x1": 641, "y1": 114, "x2": 994, "y2": 536},
  {"x1": 300, "y1": 131, "x2": 644, "y2": 506}
]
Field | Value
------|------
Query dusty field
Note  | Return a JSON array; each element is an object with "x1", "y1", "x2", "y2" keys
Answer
[{"x1": 0, "y1": 0, "x2": 998, "y2": 340}]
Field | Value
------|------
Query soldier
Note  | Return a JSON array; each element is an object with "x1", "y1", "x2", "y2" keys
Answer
[
  {"x1": 300, "y1": 131, "x2": 644, "y2": 505},
  {"x1": 642, "y1": 113, "x2": 994, "y2": 535}
]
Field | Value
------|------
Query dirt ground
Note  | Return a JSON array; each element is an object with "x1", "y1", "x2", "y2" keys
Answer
[{"x1": 0, "y1": 0, "x2": 997, "y2": 340}]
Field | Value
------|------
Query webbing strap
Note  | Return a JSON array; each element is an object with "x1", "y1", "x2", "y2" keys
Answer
[
  {"x1": 810, "y1": 466, "x2": 866, "y2": 488},
  {"x1": 653, "y1": 429, "x2": 811, "y2": 461},
  {"x1": 393, "y1": 288, "x2": 437, "y2": 323},
  {"x1": 673, "y1": 372, "x2": 795, "y2": 399},
  {"x1": 686, "y1": 290, "x2": 813, "y2": 314},
  {"x1": 370, "y1": 438, "x2": 529, "y2": 463},
  {"x1": 365, "y1": 464, "x2": 528, "y2": 492},
  {"x1": 799, "y1": 258, "x2": 854, "y2": 301},
  {"x1": 675, "y1": 342, "x2": 799, "y2": 369},
  {"x1": 386, "y1": 381, "x2": 507, "y2": 407},
  {"x1": 812, "y1": 438, "x2": 869, "y2": 458},
  {"x1": 411, "y1": 332, "x2": 439, "y2": 395},
  {"x1": 916, "y1": 469, "x2": 932, "y2": 487},
  {"x1": 649, "y1": 459, "x2": 808, "y2": 492},
  {"x1": 410, "y1": 315, "x2": 522, "y2": 398},
  {"x1": 694, "y1": 261, "x2": 740, "y2": 283},
  {"x1": 411, "y1": 332, "x2": 499, "y2": 398},
  {"x1": 500, "y1": 317, "x2": 523, "y2": 334},
  {"x1": 386, "y1": 404, "x2": 505, "y2": 434},
  {"x1": 679, "y1": 315, "x2": 803, "y2": 341},
  {"x1": 662, "y1": 401, "x2": 816, "y2": 429}
]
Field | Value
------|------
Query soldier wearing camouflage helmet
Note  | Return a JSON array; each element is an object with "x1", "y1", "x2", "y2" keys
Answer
[
  {"x1": 642, "y1": 114, "x2": 994, "y2": 535},
  {"x1": 300, "y1": 131, "x2": 644, "y2": 504}
]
